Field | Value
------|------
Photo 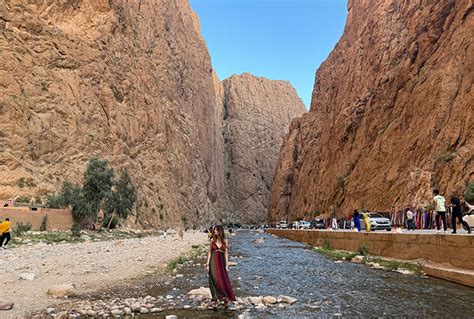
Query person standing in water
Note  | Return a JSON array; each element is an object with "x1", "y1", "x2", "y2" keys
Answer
[{"x1": 206, "y1": 225, "x2": 236, "y2": 308}]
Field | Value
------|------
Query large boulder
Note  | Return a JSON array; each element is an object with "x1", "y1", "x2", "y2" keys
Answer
[{"x1": 187, "y1": 287, "x2": 212, "y2": 300}]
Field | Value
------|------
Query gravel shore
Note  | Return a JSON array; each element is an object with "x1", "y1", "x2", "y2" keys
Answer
[{"x1": 0, "y1": 231, "x2": 207, "y2": 317}]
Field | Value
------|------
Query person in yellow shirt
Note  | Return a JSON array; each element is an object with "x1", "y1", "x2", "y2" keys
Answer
[
  {"x1": 0, "y1": 218, "x2": 11, "y2": 249},
  {"x1": 362, "y1": 213, "x2": 371, "y2": 232}
]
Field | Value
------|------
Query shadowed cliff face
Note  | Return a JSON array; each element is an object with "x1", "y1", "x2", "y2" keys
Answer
[
  {"x1": 222, "y1": 74, "x2": 306, "y2": 224},
  {"x1": 0, "y1": 0, "x2": 304, "y2": 226},
  {"x1": 269, "y1": 0, "x2": 473, "y2": 222}
]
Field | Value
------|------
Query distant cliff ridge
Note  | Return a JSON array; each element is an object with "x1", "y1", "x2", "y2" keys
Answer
[
  {"x1": 269, "y1": 0, "x2": 473, "y2": 222},
  {"x1": 0, "y1": 0, "x2": 305, "y2": 226}
]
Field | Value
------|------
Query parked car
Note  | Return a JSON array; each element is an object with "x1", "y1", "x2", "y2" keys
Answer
[
  {"x1": 278, "y1": 220, "x2": 288, "y2": 229},
  {"x1": 311, "y1": 218, "x2": 325, "y2": 229},
  {"x1": 299, "y1": 221, "x2": 311, "y2": 229},
  {"x1": 462, "y1": 211, "x2": 474, "y2": 229},
  {"x1": 361, "y1": 212, "x2": 392, "y2": 231}
]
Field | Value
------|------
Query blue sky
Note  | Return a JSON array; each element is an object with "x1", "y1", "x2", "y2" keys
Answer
[{"x1": 190, "y1": 0, "x2": 348, "y2": 108}]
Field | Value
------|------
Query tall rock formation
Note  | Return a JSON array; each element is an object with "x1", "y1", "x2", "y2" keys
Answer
[
  {"x1": 222, "y1": 74, "x2": 306, "y2": 224},
  {"x1": 0, "y1": 0, "x2": 304, "y2": 226},
  {"x1": 269, "y1": 0, "x2": 473, "y2": 222}
]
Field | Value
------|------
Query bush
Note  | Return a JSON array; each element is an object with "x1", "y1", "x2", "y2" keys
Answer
[
  {"x1": 336, "y1": 175, "x2": 347, "y2": 188},
  {"x1": 71, "y1": 220, "x2": 81, "y2": 238},
  {"x1": 15, "y1": 196, "x2": 30, "y2": 204},
  {"x1": 357, "y1": 244, "x2": 369, "y2": 256},
  {"x1": 102, "y1": 214, "x2": 119, "y2": 229},
  {"x1": 322, "y1": 240, "x2": 333, "y2": 251},
  {"x1": 39, "y1": 215, "x2": 48, "y2": 231},
  {"x1": 464, "y1": 181, "x2": 474, "y2": 204},
  {"x1": 14, "y1": 222, "x2": 32, "y2": 236},
  {"x1": 45, "y1": 193, "x2": 64, "y2": 209}
]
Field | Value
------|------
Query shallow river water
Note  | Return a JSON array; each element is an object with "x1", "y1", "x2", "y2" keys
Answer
[{"x1": 144, "y1": 231, "x2": 473, "y2": 318}]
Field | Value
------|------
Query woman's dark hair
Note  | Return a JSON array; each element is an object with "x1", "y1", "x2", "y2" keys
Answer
[
  {"x1": 433, "y1": 189, "x2": 440, "y2": 195},
  {"x1": 213, "y1": 225, "x2": 226, "y2": 243}
]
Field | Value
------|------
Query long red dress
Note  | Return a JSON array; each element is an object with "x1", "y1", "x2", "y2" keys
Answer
[{"x1": 208, "y1": 241, "x2": 236, "y2": 301}]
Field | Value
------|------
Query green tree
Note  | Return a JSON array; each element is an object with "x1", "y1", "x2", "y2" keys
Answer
[
  {"x1": 464, "y1": 181, "x2": 474, "y2": 204},
  {"x1": 104, "y1": 169, "x2": 137, "y2": 219},
  {"x1": 82, "y1": 157, "x2": 115, "y2": 221}
]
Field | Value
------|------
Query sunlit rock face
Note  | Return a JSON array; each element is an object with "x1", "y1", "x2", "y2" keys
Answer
[
  {"x1": 0, "y1": 0, "x2": 304, "y2": 226},
  {"x1": 269, "y1": 0, "x2": 473, "y2": 222}
]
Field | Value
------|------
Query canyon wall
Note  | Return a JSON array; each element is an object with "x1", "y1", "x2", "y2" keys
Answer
[
  {"x1": 0, "y1": 0, "x2": 304, "y2": 226},
  {"x1": 222, "y1": 74, "x2": 306, "y2": 224},
  {"x1": 269, "y1": 0, "x2": 473, "y2": 222}
]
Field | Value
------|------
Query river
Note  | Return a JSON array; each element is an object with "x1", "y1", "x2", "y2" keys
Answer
[{"x1": 143, "y1": 230, "x2": 473, "y2": 318}]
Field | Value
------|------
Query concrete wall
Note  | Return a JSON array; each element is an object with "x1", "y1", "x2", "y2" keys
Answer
[
  {"x1": 267, "y1": 229, "x2": 474, "y2": 271},
  {"x1": 0, "y1": 207, "x2": 73, "y2": 231}
]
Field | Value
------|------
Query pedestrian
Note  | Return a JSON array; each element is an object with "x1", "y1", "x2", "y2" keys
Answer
[
  {"x1": 353, "y1": 209, "x2": 361, "y2": 232},
  {"x1": 406, "y1": 207, "x2": 415, "y2": 230},
  {"x1": 362, "y1": 212, "x2": 371, "y2": 232},
  {"x1": 432, "y1": 189, "x2": 447, "y2": 233},
  {"x1": 449, "y1": 195, "x2": 471, "y2": 234},
  {"x1": 205, "y1": 225, "x2": 236, "y2": 309},
  {"x1": 0, "y1": 218, "x2": 12, "y2": 249}
]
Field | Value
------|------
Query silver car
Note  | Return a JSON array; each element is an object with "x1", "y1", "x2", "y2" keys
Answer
[{"x1": 361, "y1": 212, "x2": 392, "y2": 231}]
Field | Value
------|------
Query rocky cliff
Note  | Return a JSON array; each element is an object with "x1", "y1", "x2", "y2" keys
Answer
[
  {"x1": 222, "y1": 74, "x2": 306, "y2": 224},
  {"x1": 269, "y1": 0, "x2": 473, "y2": 222},
  {"x1": 0, "y1": 0, "x2": 304, "y2": 226}
]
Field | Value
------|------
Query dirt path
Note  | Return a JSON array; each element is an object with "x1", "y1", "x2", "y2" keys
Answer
[{"x1": 0, "y1": 231, "x2": 207, "y2": 318}]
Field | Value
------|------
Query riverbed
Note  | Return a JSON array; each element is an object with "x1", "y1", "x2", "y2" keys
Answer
[{"x1": 142, "y1": 230, "x2": 473, "y2": 318}]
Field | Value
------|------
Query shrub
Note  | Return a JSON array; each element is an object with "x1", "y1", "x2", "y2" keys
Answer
[
  {"x1": 15, "y1": 196, "x2": 30, "y2": 204},
  {"x1": 45, "y1": 193, "x2": 64, "y2": 209},
  {"x1": 464, "y1": 181, "x2": 474, "y2": 204},
  {"x1": 357, "y1": 244, "x2": 369, "y2": 256},
  {"x1": 435, "y1": 152, "x2": 455, "y2": 163},
  {"x1": 322, "y1": 240, "x2": 333, "y2": 251},
  {"x1": 14, "y1": 222, "x2": 32, "y2": 236},
  {"x1": 71, "y1": 220, "x2": 81, "y2": 238},
  {"x1": 39, "y1": 215, "x2": 48, "y2": 231},
  {"x1": 102, "y1": 214, "x2": 119, "y2": 229}
]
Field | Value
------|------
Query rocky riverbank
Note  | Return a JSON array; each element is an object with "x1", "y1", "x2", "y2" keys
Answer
[{"x1": 0, "y1": 230, "x2": 207, "y2": 318}]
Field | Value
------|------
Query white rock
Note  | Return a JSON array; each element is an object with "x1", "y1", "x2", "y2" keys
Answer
[
  {"x1": 150, "y1": 308, "x2": 163, "y2": 313},
  {"x1": 165, "y1": 315, "x2": 177, "y2": 319},
  {"x1": 262, "y1": 296, "x2": 277, "y2": 304},
  {"x1": 187, "y1": 287, "x2": 211, "y2": 300},
  {"x1": 111, "y1": 309, "x2": 123, "y2": 316},
  {"x1": 248, "y1": 296, "x2": 263, "y2": 305},
  {"x1": 228, "y1": 261, "x2": 238, "y2": 266},
  {"x1": 277, "y1": 295, "x2": 297, "y2": 304},
  {"x1": 139, "y1": 307, "x2": 149, "y2": 314},
  {"x1": 86, "y1": 310, "x2": 96, "y2": 316},
  {"x1": 47, "y1": 284, "x2": 76, "y2": 298},
  {"x1": 352, "y1": 255, "x2": 364, "y2": 263},
  {"x1": 175, "y1": 274, "x2": 184, "y2": 278},
  {"x1": 46, "y1": 308, "x2": 55, "y2": 314},
  {"x1": 19, "y1": 273, "x2": 36, "y2": 281}
]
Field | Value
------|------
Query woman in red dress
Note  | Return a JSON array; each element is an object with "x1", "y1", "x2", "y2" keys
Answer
[{"x1": 205, "y1": 225, "x2": 236, "y2": 308}]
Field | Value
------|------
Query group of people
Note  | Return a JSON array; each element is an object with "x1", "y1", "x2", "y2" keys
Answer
[
  {"x1": 351, "y1": 189, "x2": 472, "y2": 234},
  {"x1": 0, "y1": 218, "x2": 11, "y2": 249}
]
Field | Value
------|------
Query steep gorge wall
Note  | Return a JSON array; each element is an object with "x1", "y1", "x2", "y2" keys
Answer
[
  {"x1": 0, "y1": 0, "x2": 225, "y2": 227},
  {"x1": 0, "y1": 0, "x2": 304, "y2": 226},
  {"x1": 269, "y1": 0, "x2": 473, "y2": 222},
  {"x1": 222, "y1": 74, "x2": 306, "y2": 224}
]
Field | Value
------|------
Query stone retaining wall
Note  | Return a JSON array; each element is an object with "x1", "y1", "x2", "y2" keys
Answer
[
  {"x1": 267, "y1": 229, "x2": 474, "y2": 271},
  {"x1": 0, "y1": 207, "x2": 73, "y2": 231}
]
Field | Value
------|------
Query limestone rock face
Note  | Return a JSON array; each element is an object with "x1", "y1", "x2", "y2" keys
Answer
[
  {"x1": 0, "y1": 1, "x2": 304, "y2": 226},
  {"x1": 222, "y1": 74, "x2": 306, "y2": 224},
  {"x1": 269, "y1": 0, "x2": 473, "y2": 222},
  {"x1": 0, "y1": 0, "x2": 224, "y2": 226}
]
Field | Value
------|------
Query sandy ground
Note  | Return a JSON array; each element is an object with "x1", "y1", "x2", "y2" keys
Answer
[{"x1": 0, "y1": 231, "x2": 207, "y2": 318}]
